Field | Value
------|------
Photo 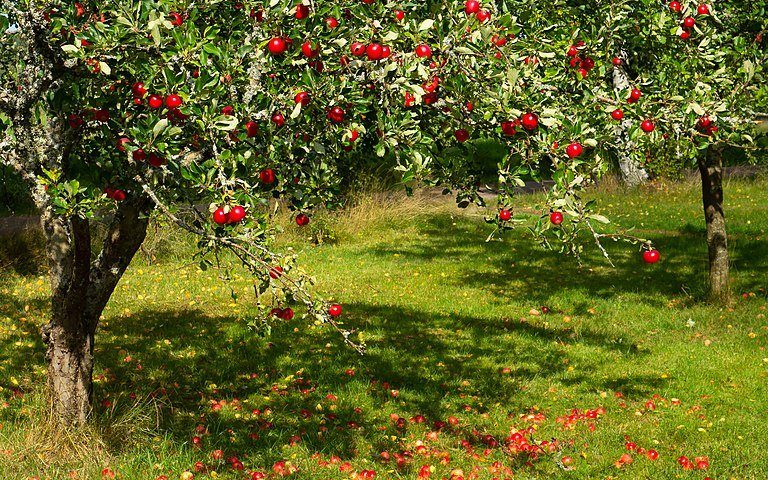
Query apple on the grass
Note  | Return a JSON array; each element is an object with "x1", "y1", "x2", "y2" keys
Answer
[{"x1": 296, "y1": 214, "x2": 310, "y2": 226}]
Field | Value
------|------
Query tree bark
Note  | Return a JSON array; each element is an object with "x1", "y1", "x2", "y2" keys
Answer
[
  {"x1": 40, "y1": 195, "x2": 153, "y2": 425},
  {"x1": 698, "y1": 146, "x2": 730, "y2": 302}
]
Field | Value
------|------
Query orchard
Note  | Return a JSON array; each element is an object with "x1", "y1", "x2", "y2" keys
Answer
[{"x1": 0, "y1": 0, "x2": 767, "y2": 476}]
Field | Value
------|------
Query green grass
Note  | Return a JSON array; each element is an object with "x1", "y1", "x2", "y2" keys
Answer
[{"x1": 1, "y1": 177, "x2": 767, "y2": 479}]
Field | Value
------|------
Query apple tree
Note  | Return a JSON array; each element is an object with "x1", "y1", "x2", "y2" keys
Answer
[
  {"x1": 387, "y1": 0, "x2": 766, "y2": 299},
  {"x1": 0, "y1": 0, "x2": 765, "y2": 428}
]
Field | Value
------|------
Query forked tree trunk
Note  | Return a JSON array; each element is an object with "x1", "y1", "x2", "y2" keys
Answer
[
  {"x1": 698, "y1": 146, "x2": 730, "y2": 302},
  {"x1": 40, "y1": 195, "x2": 152, "y2": 425}
]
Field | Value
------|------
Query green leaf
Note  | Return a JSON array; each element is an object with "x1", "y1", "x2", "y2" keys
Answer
[{"x1": 153, "y1": 119, "x2": 169, "y2": 136}]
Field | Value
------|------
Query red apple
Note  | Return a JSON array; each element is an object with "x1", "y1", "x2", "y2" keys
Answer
[
  {"x1": 669, "y1": 1, "x2": 682, "y2": 12},
  {"x1": 268, "y1": 37, "x2": 287, "y2": 56},
  {"x1": 476, "y1": 9, "x2": 490, "y2": 22},
  {"x1": 640, "y1": 119, "x2": 655, "y2": 133},
  {"x1": 328, "y1": 303, "x2": 342, "y2": 317},
  {"x1": 213, "y1": 208, "x2": 228, "y2": 225},
  {"x1": 260, "y1": 168, "x2": 276, "y2": 184},
  {"x1": 327, "y1": 106, "x2": 345, "y2": 123},
  {"x1": 683, "y1": 16, "x2": 695, "y2": 28},
  {"x1": 296, "y1": 214, "x2": 310, "y2": 226},
  {"x1": 454, "y1": 129, "x2": 470, "y2": 143},
  {"x1": 169, "y1": 12, "x2": 183, "y2": 26},
  {"x1": 165, "y1": 94, "x2": 182, "y2": 109},
  {"x1": 366, "y1": 43, "x2": 383, "y2": 61},
  {"x1": 697, "y1": 4, "x2": 709, "y2": 14},
  {"x1": 521, "y1": 112, "x2": 538, "y2": 131},
  {"x1": 629, "y1": 87, "x2": 642, "y2": 101},
  {"x1": 350, "y1": 42, "x2": 366, "y2": 56},
  {"x1": 295, "y1": 4, "x2": 309, "y2": 19},
  {"x1": 301, "y1": 41, "x2": 319, "y2": 58},
  {"x1": 611, "y1": 109, "x2": 624, "y2": 121},
  {"x1": 228, "y1": 205, "x2": 246, "y2": 224},
  {"x1": 116, "y1": 137, "x2": 131, "y2": 152},
  {"x1": 499, "y1": 209, "x2": 512, "y2": 221},
  {"x1": 464, "y1": 0, "x2": 480, "y2": 15},
  {"x1": 325, "y1": 17, "x2": 339, "y2": 28},
  {"x1": 269, "y1": 266, "x2": 284, "y2": 279},
  {"x1": 550, "y1": 211, "x2": 564, "y2": 225},
  {"x1": 415, "y1": 44, "x2": 432, "y2": 58},
  {"x1": 271, "y1": 112, "x2": 285, "y2": 127},
  {"x1": 148, "y1": 94, "x2": 163, "y2": 109},
  {"x1": 131, "y1": 82, "x2": 147, "y2": 97},
  {"x1": 148, "y1": 153, "x2": 165, "y2": 167},
  {"x1": 394, "y1": 9, "x2": 405, "y2": 21},
  {"x1": 643, "y1": 249, "x2": 660, "y2": 264},
  {"x1": 501, "y1": 121, "x2": 516, "y2": 136},
  {"x1": 294, "y1": 91, "x2": 311, "y2": 106},
  {"x1": 245, "y1": 121, "x2": 259, "y2": 137},
  {"x1": 566, "y1": 142, "x2": 583, "y2": 159}
]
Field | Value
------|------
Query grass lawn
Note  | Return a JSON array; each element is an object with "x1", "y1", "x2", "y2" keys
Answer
[{"x1": 0, "y1": 177, "x2": 767, "y2": 479}]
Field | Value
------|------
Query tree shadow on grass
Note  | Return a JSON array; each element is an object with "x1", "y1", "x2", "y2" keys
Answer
[
  {"x1": 365, "y1": 213, "x2": 768, "y2": 306},
  {"x1": 76, "y1": 296, "x2": 662, "y2": 464}
]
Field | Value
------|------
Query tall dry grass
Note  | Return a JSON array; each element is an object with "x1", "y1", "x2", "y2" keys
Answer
[{"x1": 0, "y1": 392, "x2": 165, "y2": 478}]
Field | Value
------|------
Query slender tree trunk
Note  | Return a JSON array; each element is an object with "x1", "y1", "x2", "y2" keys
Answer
[
  {"x1": 613, "y1": 56, "x2": 649, "y2": 186},
  {"x1": 40, "y1": 195, "x2": 152, "y2": 425},
  {"x1": 698, "y1": 146, "x2": 730, "y2": 302}
]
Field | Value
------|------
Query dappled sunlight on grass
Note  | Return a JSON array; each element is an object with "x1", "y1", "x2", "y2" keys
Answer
[{"x1": 0, "y1": 178, "x2": 766, "y2": 478}]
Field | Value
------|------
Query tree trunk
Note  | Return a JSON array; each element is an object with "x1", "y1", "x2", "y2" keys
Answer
[
  {"x1": 698, "y1": 146, "x2": 730, "y2": 302},
  {"x1": 44, "y1": 315, "x2": 96, "y2": 426},
  {"x1": 613, "y1": 58, "x2": 649, "y2": 186},
  {"x1": 40, "y1": 194, "x2": 152, "y2": 426}
]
